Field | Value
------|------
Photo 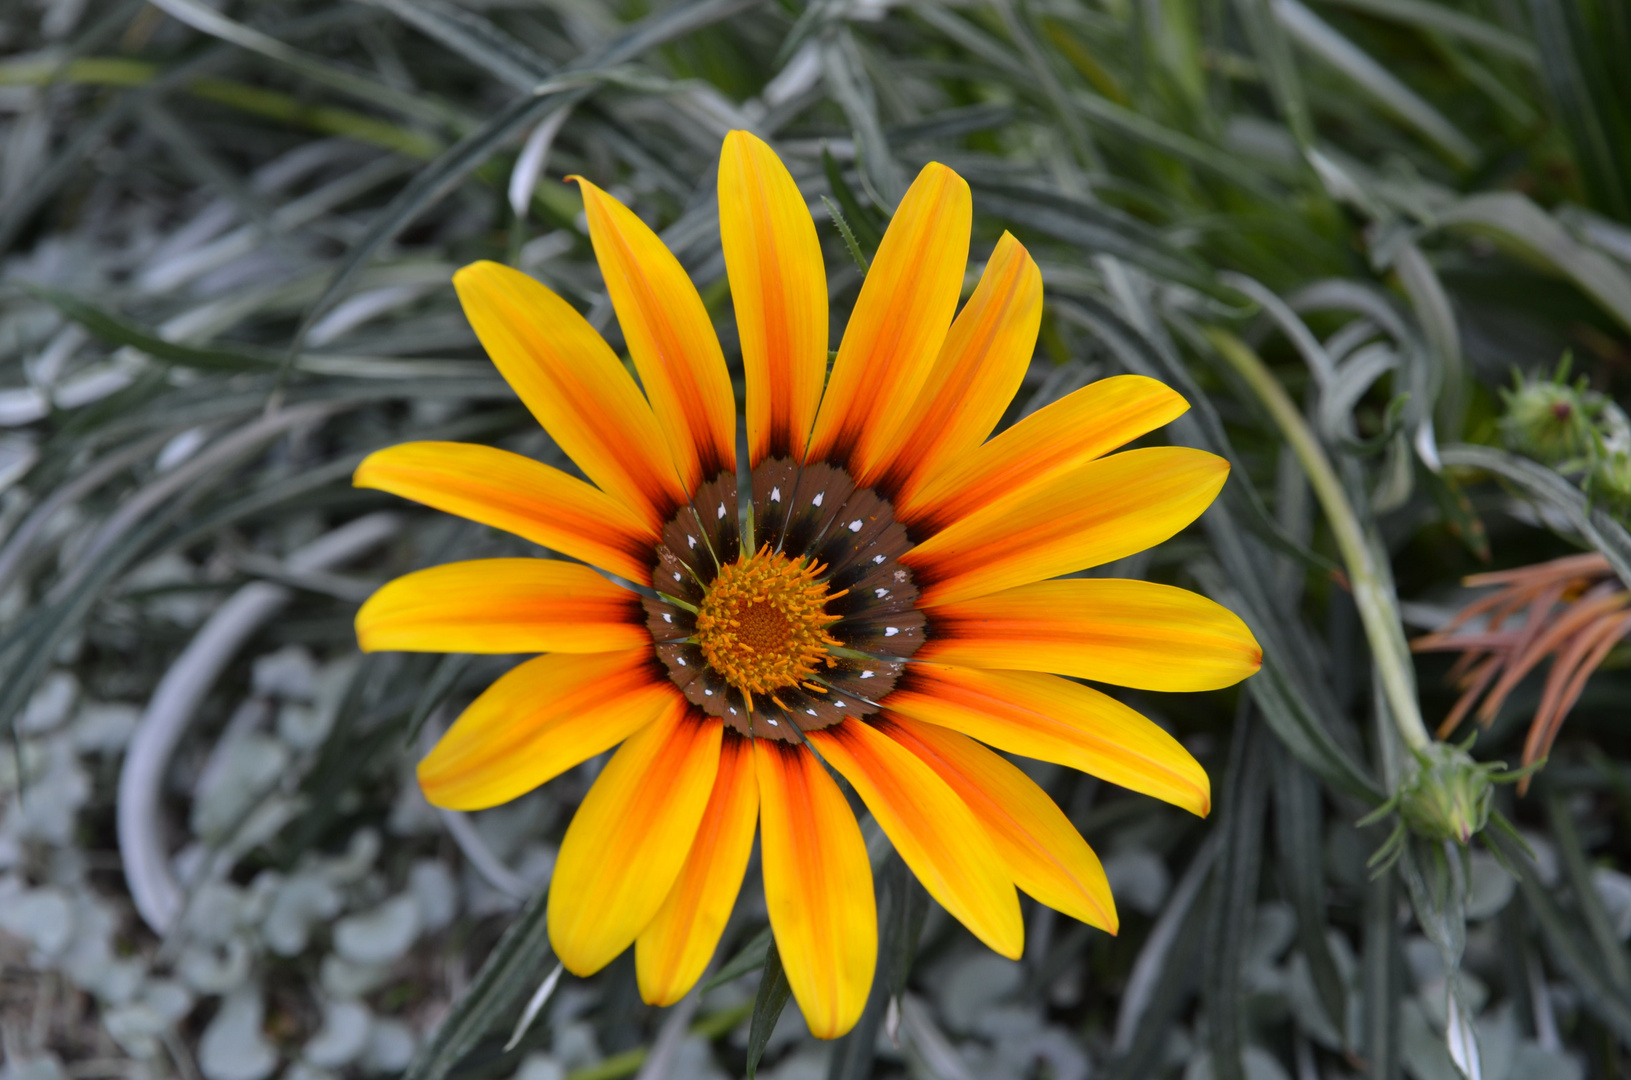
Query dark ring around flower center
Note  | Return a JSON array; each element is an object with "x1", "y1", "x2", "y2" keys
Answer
[{"x1": 641, "y1": 457, "x2": 925, "y2": 743}]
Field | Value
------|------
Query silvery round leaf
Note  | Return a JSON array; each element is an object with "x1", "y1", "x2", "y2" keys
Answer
[
  {"x1": 303, "y1": 1000, "x2": 373, "y2": 1068},
  {"x1": 1103, "y1": 848, "x2": 1171, "y2": 916},
  {"x1": 361, "y1": 1018, "x2": 417, "y2": 1073},
  {"x1": 262, "y1": 872, "x2": 343, "y2": 957},
  {"x1": 178, "y1": 937, "x2": 253, "y2": 994},
  {"x1": 409, "y1": 859, "x2": 457, "y2": 932},
  {"x1": 319, "y1": 955, "x2": 393, "y2": 1000},
  {"x1": 1593, "y1": 867, "x2": 1631, "y2": 941},
  {"x1": 198, "y1": 987, "x2": 278, "y2": 1080},
  {"x1": 252, "y1": 645, "x2": 319, "y2": 701},
  {"x1": 935, "y1": 954, "x2": 1023, "y2": 1032},
  {"x1": 1466, "y1": 852, "x2": 1516, "y2": 921},
  {"x1": 333, "y1": 894, "x2": 421, "y2": 965},
  {"x1": 514, "y1": 1053, "x2": 567, "y2": 1080},
  {"x1": 20, "y1": 671, "x2": 78, "y2": 734},
  {"x1": 0, "y1": 887, "x2": 73, "y2": 957}
]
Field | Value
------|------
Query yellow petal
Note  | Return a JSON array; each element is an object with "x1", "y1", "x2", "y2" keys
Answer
[
  {"x1": 920, "y1": 578, "x2": 1263, "y2": 692},
  {"x1": 549, "y1": 705, "x2": 723, "y2": 976},
  {"x1": 417, "y1": 651, "x2": 674, "y2": 811},
  {"x1": 719, "y1": 130, "x2": 827, "y2": 466},
  {"x1": 860, "y1": 233, "x2": 1041, "y2": 494},
  {"x1": 878, "y1": 715, "x2": 1117, "y2": 933},
  {"x1": 897, "y1": 374, "x2": 1189, "y2": 535},
  {"x1": 355, "y1": 442, "x2": 659, "y2": 585},
  {"x1": 902, "y1": 446, "x2": 1229, "y2": 607},
  {"x1": 887, "y1": 662, "x2": 1211, "y2": 816},
  {"x1": 453, "y1": 261, "x2": 688, "y2": 527},
  {"x1": 357, "y1": 559, "x2": 646, "y2": 655},
  {"x1": 755, "y1": 740, "x2": 876, "y2": 1039},
  {"x1": 637, "y1": 731, "x2": 759, "y2": 1005},
  {"x1": 575, "y1": 177, "x2": 737, "y2": 486},
  {"x1": 806, "y1": 162, "x2": 970, "y2": 472},
  {"x1": 807, "y1": 720, "x2": 1024, "y2": 960}
]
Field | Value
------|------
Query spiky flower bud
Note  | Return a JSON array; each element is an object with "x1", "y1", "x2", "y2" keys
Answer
[
  {"x1": 1498, "y1": 365, "x2": 1609, "y2": 468},
  {"x1": 1398, "y1": 742, "x2": 1495, "y2": 845}
]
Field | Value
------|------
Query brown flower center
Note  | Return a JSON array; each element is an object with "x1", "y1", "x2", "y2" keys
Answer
[{"x1": 694, "y1": 544, "x2": 846, "y2": 711}]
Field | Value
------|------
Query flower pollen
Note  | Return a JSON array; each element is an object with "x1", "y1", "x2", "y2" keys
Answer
[{"x1": 694, "y1": 543, "x2": 845, "y2": 710}]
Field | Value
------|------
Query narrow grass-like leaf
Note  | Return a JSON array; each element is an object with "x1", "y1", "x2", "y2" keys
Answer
[
  {"x1": 702, "y1": 925, "x2": 772, "y2": 991},
  {"x1": 282, "y1": 0, "x2": 757, "y2": 390},
  {"x1": 1438, "y1": 444, "x2": 1631, "y2": 588},
  {"x1": 821, "y1": 31, "x2": 904, "y2": 208},
  {"x1": 1274, "y1": 746, "x2": 1348, "y2": 1043},
  {"x1": 402, "y1": 653, "x2": 474, "y2": 749},
  {"x1": 1274, "y1": 0, "x2": 1478, "y2": 168},
  {"x1": 404, "y1": 890, "x2": 553, "y2": 1080},
  {"x1": 1488, "y1": 826, "x2": 1631, "y2": 1046},
  {"x1": 746, "y1": 941, "x2": 793, "y2": 1079},
  {"x1": 1546, "y1": 792, "x2": 1631, "y2": 992},
  {"x1": 1314, "y1": 0, "x2": 1537, "y2": 63},
  {"x1": 821, "y1": 197, "x2": 870, "y2": 274},
  {"x1": 367, "y1": 0, "x2": 553, "y2": 92},
  {"x1": 1203, "y1": 710, "x2": 1268, "y2": 1080},
  {"x1": 1362, "y1": 864, "x2": 1400, "y2": 1080},
  {"x1": 1436, "y1": 192, "x2": 1631, "y2": 334}
]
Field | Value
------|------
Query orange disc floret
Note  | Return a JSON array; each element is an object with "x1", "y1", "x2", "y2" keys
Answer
[{"x1": 694, "y1": 543, "x2": 846, "y2": 709}]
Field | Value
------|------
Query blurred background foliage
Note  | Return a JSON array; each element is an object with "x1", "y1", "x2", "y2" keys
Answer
[{"x1": 1, "y1": 0, "x2": 1630, "y2": 1078}]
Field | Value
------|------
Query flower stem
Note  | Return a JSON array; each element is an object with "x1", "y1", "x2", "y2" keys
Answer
[{"x1": 1206, "y1": 327, "x2": 1432, "y2": 753}]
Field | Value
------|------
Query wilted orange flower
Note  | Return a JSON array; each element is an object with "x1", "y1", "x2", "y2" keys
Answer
[
  {"x1": 1413, "y1": 552, "x2": 1630, "y2": 792},
  {"x1": 352, "y1": 131, "x2": 1261, "y2": 1037}
]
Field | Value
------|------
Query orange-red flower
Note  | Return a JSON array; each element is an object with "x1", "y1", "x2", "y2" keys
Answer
[
  {"x1": 353, "y1": 131, "x2": 1261, "y2": 1037},
  {"x1": 1413, "y1": 552, "x2": 1630, "y2": 792}
]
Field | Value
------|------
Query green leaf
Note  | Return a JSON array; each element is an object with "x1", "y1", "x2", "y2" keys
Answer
[
  {"x1": 284, "y1": 0, "x2": 759, "y2": 390},
  {"x1": 746, "y1": 940, "x2": 793, "y2": 1080},
  {"x1": 402, "y1": 653, "x2": 474, "y2": 749},
  {"x1": 1361, "y1": 864, "x2": 1400, "y2": 1080},
  {"x1": 1276, "y1": 0, "x2": 1478, "y2": 168},
  {"x1": 702, "y1": 925, "x2": 772, "y2": 991},
  {"x1": 24, "y1": 286, "x2": 277, "y2": 372},
  {"x1": 1273, "y1": 746, "x2": 1349, "y2": 1047},
  {"x1": 1435, "y1": 192, "x2": 1631, "y2": 334},
  {"x1": 403, "y1": 890, "x2": 553, "y2": 1080},
  {"x1": 1438, "y1": 444, "x2": 1631, "y2": 589},
  {"x1": 369, "y1": 0, "x2": 553, "y2": 92},
  {"x1": 821, "y1": 145, "x2": 884, "y2": 249},
  {"x1": 1203, "y1": 710, "x2": 1269, "y2": 1080},
  {"x1": 1546, "y1": 792, "x2": 1631, "y2": 992},
  {"x1": 1526, "y1": 0, "x2": 1631, "y2": 221},
  {"x1": 1313, "y1": 0, "x2": 1538, "y2": 64},
  {"x1": 1488, "y1": 826, "x2": 1631, "y2": 1046}
]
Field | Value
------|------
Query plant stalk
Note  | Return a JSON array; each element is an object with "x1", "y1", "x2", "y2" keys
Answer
[{"x1": 1206, "y1": 327, "x2": 1432, "y2": 753}]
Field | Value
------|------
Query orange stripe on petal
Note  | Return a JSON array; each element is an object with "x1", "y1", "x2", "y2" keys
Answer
[
  {"x1": 807, "y1": 720, "x2": 1023, "y2": 960},
  {"x1": 354, "y1": 441, "x2": 657, "y2": 585},
  {"x1": 807, "y1": 162, "x2": 970, "y2": 472},
  {"x1": 549, "y1": 704, "x2": 723, "y2": 976},
  {"x1": 417, "y1": 651, "x2": 675, "y2": 811},
  {"x1": 453, "y1": 261, "x2": 686, "y2": 526},
  {"x1": 357, "y1": 559, "x2": 646, "y2": 655},
  {"x1": 755, "y1": 740, "x2": 875, "y2": 1039},
  {"x1": 575, "y1": 178, "x2": 737, "y2": 484},
  {"x1": 902, "y1": 446, "x2": 1228, "y2": 606},
  {"x1": 877, "y1": 714, "x2": 1117, "y2": 933},
  {"x1": 719, "y1": 130, "x2": 827, "y2": 466},
  {"x1": 862, "y1": 233, "x2": 1041, "y2": 493},
  {"x1": 637, "y1": 731, "x2": 759, "y2": 1006},
  {"x1": 884, "y1": 663, "x2": 1210, "y2": 816},
  {"x1": 897, "y1": 374, "x2": 1189, "y2": 535},
  {"x1": 919, "y1": 578, "x2": 1262, "y2": 692}
]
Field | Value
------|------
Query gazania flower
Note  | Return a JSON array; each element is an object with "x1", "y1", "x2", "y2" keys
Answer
[
  {"x1": 353, "y1": 131, "x2": 1261, "y2": 1037},
  {"x1": 1413, "y1": 552, "x2": 1630, "y2": 792}
]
